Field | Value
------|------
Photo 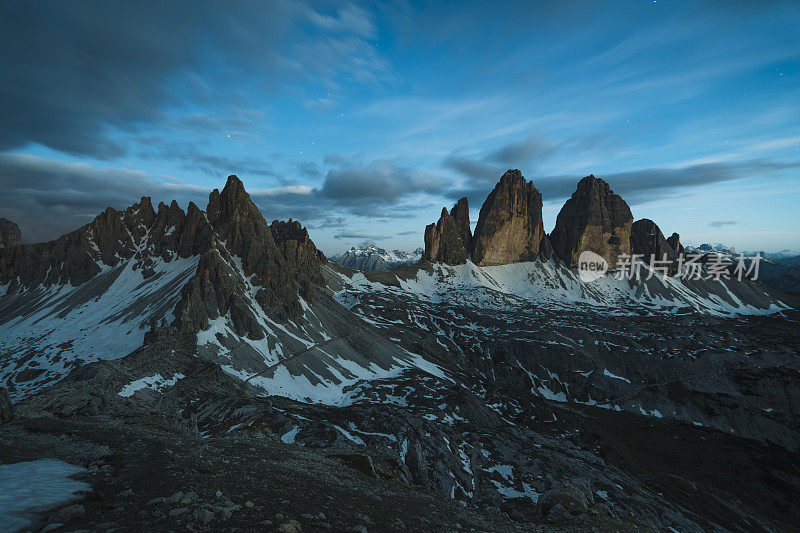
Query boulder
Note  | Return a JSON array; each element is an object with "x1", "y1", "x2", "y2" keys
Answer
[
  {"x1": 550, "y1": 175, "x2": 633, "y2": 268},
  {"x1": 539, "y1": 482, "x2": 589, "y2": 516},
  {"x1": 471, "y1": 169, "x2": 545, "y2": 266}
]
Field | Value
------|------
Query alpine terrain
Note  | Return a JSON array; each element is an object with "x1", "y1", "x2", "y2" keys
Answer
[
  {"x1": 331, "y1": 245, "x2": 424, "y2": 272},
  {"x1": 1, "y1": 172, "x2": 798, "y2": 532}
]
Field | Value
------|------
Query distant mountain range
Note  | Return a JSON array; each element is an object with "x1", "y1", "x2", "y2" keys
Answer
[
  {"x1": 682, "y1": 243, "x2": 800, "y2": 294},
  {"x1": 330, "y1": 244, "x2": 423, "y2": 271},
  {"x1": 685, "y1": 243, "x2": 737, "y2": 255}
]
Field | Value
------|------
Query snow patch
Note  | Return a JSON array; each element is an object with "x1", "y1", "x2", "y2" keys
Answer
[
  {"x1": 0, "y1": 459, "x2": 90, "y2": 532},
  {"x1": 118, "y1": 373, "x2": 185, "y2": 397}
]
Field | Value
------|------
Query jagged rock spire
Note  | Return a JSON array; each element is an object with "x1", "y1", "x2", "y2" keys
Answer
[
  {"x1": 667, "y1": 232, "x2": 684, "y2": 255},
  {"x1": 423, "y1": 201, "x2": 471, "y2": 265},
  {"x1": 630, "y1": 218, "x2": 679, "y2": 273},
  {"x1": 550, "y1": 175, "x2": 633, "y2": 268},
  {"x1": 471, "y1": 169, "x2": 546, "y2": 266},
  {"x1": 0, "y1": 174, "x2": 326, "y2": 330},
  {"x1": 450, "y1": 197, "x2": 471, "y2": 254}
]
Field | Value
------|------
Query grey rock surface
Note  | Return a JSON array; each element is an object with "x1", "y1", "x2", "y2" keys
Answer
[{"x1": 550, "y1": 175, "x2": 633, "y2": 268}]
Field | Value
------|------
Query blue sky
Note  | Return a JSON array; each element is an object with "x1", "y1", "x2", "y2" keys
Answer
[{"x1": 1, "y1": 0, "x2": 798, "y2": 254}]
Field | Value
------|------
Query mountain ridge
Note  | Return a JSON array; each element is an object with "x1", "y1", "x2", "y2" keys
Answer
[{"x1": 331, "y1": 244, "x2": 423, "y2": 272}]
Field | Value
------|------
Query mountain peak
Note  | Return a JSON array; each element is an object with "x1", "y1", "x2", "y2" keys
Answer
[
  {"x1": 207, "y1": 174, "x2": 262, "y2": 227},
  {"x1": 551, "y1": 174, "x2": 632, "y2": 268},
  {"x1": 575, "y1": 174, "x2": 612, "y2": 195},
  {"x1": 222, "y1": 174, "x2": 246, "y2": 197},
  {"x1": 423, "y1": 198, "x2": 471, "y2": 265},
  {"x1": 499, "y1": 168, "x2": 525, "y2": 185},
  {"x1": 471, "y1": 170, "x2": 545, "y2": 266},
  {"x1": 631, "y1": 218, "x2": 679, "y2": 273},
  {"x1": 0, "y1": 218, "x2": 21, "y2": 247}
]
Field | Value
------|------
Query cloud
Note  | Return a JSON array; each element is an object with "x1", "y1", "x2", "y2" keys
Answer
[
  {"x1": 536, "y1": 159, "x2": 800, "y2": 205},
  {"x1": 487, "y1": 135, "x2": 560, "y2": 167},
  {"x1": 333, "y1": 230, "x2": 389, "y2": 240},
  {"x1": 0, "y1": 1, "x2": 391, "y2": 158},
  {"x1": 133, "y1": 136, "x2": 279, "y2": 178},
  {"x1": 246, "y1": 157, "x2": 449, "y2": 224},
  {"x1": 446, "y1": 153, "x2": 800, "y2": 207},
  {"x1": 0, "y1": 152, "x2": 209, "y2": 242},
  {"x1": 305, "y1": 2, "x2": 377, "y2": 39},
  {"x1": 710, "y1": 220, "x2": 738, "y2": 228},
  {"x1": 1, "y1": 152, "x2": 432, "y2": 243},
  {"x1": 320, "y1": 163, "x2": 446, "y2": 203},
  {"x1": 443, "y1": 155, "x2": 503, "y2": 183}
]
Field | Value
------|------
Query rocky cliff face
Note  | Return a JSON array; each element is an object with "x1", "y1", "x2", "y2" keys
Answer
[
  {"x1": 550, "y1": 175, "x2": 633, "y2": 268},
  {"x1": 470, "y1": 170, "x2": 546, "y2": 266},
  {"x1": 173, "y1": 176, "x2": 327, "y2": 331},
  {"x1": 270, "y1": 219, "x2": 326, "y2": 293},
  {"x1": 0, "y1": 218, "x2": 21, "y2": 248},
  {"x1": 422, "y1": 199, "x2": 471, "y2": 265},
  {"x1": 667, "y1": 232, "x2": 684, "y2": 255},
  {"x1": 450, "y1": 197, "x2": 471, "y2": 255},
  {"x1": 630, "y1": 219, "x2": 679, "y2": 272},
  {"x1": 0, "y1": 196, "x2": 173, "y2": 289}
]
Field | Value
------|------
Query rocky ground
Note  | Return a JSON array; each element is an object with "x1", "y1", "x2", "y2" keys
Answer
[
  {"x1": 2, "y1": 303, "x2": 798, "y2": 532},
  {"x1": 1, "y1": 380, "x2": 797, "y2": 532},
  {"x1": 2, "y1": 267, "x2": 797, "y2": 532}
]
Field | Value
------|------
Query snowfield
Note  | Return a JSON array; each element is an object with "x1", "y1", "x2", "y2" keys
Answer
[
  {"x1": 337, "y1": 260, "x2": 788, "y2": 317},
  {"x1": 0, "y1": 459, "x2": 89, "y2": 532},
  {"x1": 0, "y1": 256, "x2": 199, "y2": 400}
]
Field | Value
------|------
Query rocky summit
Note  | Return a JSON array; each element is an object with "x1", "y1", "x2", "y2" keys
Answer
[
  {"x1": 550, "y1": 175, "x2": 633, "y2": 268},
  {"x1": 630, "y1": 218, "x2": 680, "y2": 272},
  {"x1": 422, "y1": 170, "x2": 549, "y2": 267},
  {"x1": 1, "y1": 174, "x2": 798, "y2": 533},
  {"x1": 471, "y1": 170, "x2": 547, "y2": 266},
  {"x1": 422, "y1": 198, "x2": 471, "y2": 265},
  {"x1": 0, "y1": 218, "x2": 21, "y2": 248},
  {"x1": 667, "y1": 231, "x2": 684, "y2": 255}
]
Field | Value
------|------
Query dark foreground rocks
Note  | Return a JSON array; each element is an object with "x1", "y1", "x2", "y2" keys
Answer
[
  {"x1": 0, "y1": 387, "x2": 13, "y2": 423},
  {"x1": 2, "y1": 396, "x2": 798, "y2": 532}
]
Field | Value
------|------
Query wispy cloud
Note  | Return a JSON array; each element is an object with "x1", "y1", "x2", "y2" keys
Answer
[
  {"x1": 333, "y1": 230, "x2": 389, "y2": 240},
  {"x1": 710, "y1": 220, "x2": 737, "y2": 228}
]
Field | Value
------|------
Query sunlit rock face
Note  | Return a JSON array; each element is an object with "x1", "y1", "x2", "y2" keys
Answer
[{"x1": 470, "y1": 169, "x2": 546, "y2": 266}]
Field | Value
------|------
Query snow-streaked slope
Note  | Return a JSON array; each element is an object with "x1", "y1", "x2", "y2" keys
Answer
[
  {"x1": 191, "y1": 249, "x2": 445, "y2": 405},
  {"x1": 333, "y1": 260, "x2": 787, "y2": 316},
  {"x1": 0, "y1": 256, "x2": 198, "y2": 399}
]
